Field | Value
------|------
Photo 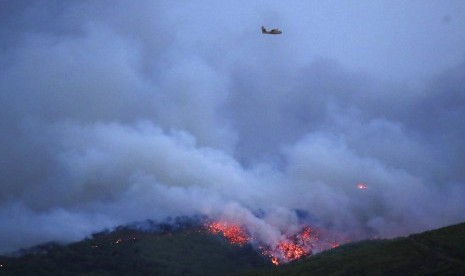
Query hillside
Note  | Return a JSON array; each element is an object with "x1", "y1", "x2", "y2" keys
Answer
[
  {"x1": 240, "y1": 222, "x2": 465, "y2": 276},
  {"x1": 0, "y1": 219, "x2": 270, "y2": 276},
  {"x1": 1, "y1": 220, "x2": 465, "y2": 276}
]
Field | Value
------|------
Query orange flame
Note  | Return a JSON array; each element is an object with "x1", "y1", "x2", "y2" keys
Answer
[
  {"x1": 271, "y1": 257, "x2": 279, "y2": 265},
  {"x1": 206, "y1": 221, "x2": 343, "y2": 265},
  {"x1": 207, "y1": 221, "x2": 250, "y2": 245},
  {"x1": 277, "y1": 242, "x2": 307, "y2": 261},
  {"x1": 269, "y1": 226, "x2": 316, "y2": 263}
]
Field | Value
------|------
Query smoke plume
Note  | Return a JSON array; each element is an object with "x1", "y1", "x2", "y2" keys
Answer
[{"x1": 1, "y1": 0, "x2": 465, "y2": 253}]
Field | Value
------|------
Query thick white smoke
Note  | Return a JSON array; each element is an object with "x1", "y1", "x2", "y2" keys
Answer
[{"x1": 1, "y1": 0, "x2": 465, "y2": 254}]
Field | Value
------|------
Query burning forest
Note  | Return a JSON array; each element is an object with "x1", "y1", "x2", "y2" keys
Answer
[
  {"x1": 103, "y1": 215, "x2": 347, "y2": 266},
  {"x1": 204, "y1": 219, "x2": 345, "y2": 265}
]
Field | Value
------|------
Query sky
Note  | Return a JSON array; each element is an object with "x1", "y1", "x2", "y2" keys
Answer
[{"x1": 1, "y1": 0, "x2": 465, "y2": 253}]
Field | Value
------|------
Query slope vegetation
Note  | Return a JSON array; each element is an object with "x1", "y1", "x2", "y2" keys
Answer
[
  {"x1": 1, "y1": 221, "x2": 465, "y2": 275},
  {"x1": 0, "y1": 224, "x2": 270, "y2": 276},
  {"x1": 240, "y1": 222, "x2": 465, "y2": 276}
]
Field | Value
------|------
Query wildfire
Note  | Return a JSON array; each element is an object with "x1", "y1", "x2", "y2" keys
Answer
[
  {"x1": 277, "y1": 242, "x2": 307, "y2": 261},
  {"x1": 207, "y1": 221, "x2": 250, "y2": 245},
  {"x1": 268, "y1": 226, "x2": 317, "y2": 264},
  {"x1": 271, "y1": 257, "x2": 279, "y2": 265},
  {"x1": 206, "y1": 221, "x2": 338, "y2": 265}
]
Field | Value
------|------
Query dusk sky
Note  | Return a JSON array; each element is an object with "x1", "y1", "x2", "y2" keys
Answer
[{"x1": 1, "y1": 0, "x2": 465, "y2": 253}]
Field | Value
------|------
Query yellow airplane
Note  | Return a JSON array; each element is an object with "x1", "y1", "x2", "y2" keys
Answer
[{"x1": 261, "y1": 26, "x2": 282, "y2": 34}]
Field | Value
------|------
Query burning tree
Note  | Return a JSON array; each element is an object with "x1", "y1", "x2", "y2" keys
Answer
[
  {"x1": 206, "y1": 221, "x2": 250, "y2": 245},
  {"x1": 206, "y1": 221, "x2": 340, "y2": 265}
]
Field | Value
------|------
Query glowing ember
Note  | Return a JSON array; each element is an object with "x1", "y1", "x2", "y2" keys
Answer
[
  {"x1": 207, "y1": 221, "x2": 250, "y2": 245},
  {"x1": 206, "y1": 221, "x2": 343, "y2": 265},
  {"x1": 357, "y1": 183, "x2": 368, "y2": 189},
  {"x1": 277, "y1": 242, "x2": 308, "y2": 261},
  {"x1": 268, "y1": 226, "x2": 318, "y2": 264},
  {"x1": 271, "y1": 257, "x2": 279, "y2": 265},
  {"x1": 299, "y1": 226, "x2": 315, "y2": 244}
]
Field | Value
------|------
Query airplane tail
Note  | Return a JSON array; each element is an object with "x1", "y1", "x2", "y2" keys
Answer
[{"x1": 261, "y1": 26, "x2": 267, "y2": 33}]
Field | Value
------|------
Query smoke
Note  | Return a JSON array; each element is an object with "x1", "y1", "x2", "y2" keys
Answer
[{"x1": 1, "y1": 0, "x2": 465, "y2": 253}]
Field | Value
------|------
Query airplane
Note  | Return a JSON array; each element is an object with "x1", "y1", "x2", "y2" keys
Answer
[{"x1": 261, "y1": 26, "x2": 282, "y2": 34}]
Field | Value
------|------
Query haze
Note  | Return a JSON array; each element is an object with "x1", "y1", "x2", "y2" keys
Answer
[{"x1": 1, "y1": 0, "x2": 465, "y2": 253}]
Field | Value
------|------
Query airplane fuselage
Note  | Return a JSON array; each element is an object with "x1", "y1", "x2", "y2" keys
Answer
[{"x1": 262, "y1": 26, "x2": 282, "y2": 35}]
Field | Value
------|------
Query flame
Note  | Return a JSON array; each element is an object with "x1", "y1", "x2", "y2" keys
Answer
[
  {"x1": 277, "y1": 242, "x2": 308, "y2": 261},
  {"x1": 271, "y1": 257, "x2": 279, "y2": 265},
  {"x1": 357, "y1": 183, "x2": 368, "y2": 189},
  {"x1": 206, "y1": 221, "x2": 343, "y2": 265},
  {"x1": 269, "y1": 226, "x2": 316, "y2": 264},
  {"x1": 207, "y1": 221, "x2": 250, "y2": 245}
]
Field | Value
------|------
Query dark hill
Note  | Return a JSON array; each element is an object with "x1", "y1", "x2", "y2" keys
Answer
[
  {"x1": 2, "y1": 220, "x2": 465, "y2": 276},
  {"x1": 0, "y1": 219, "x2": 270, "y2": 276},
  {"x1": 239, "y1": 222, "x2": 465, "y2": 276}
]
